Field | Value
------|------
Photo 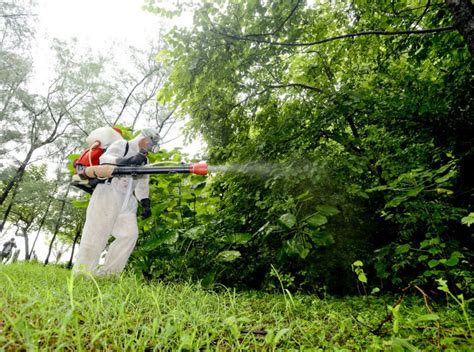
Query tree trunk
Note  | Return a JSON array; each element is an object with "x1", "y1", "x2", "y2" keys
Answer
[
  {"x1": 44, "y1": 185, "x2": 70, "y2": 265},
  {"x1": 446, "y1": 0, "x2": 474, "y2": 57},
  {"x1": 0, "y1": 147, "x2": 34, "y2": 208},
  {"x1": 28, "y1": 195, "x2": 55, "y2": 259},
  {"x1": 21, "y1": 225, "x2": 32, "y2": 261},
  {"x1": 67, "y1": 221, "x2": 83, "y2": 269},
  {"x1": 23, "y1": 232, "x2": 29, "y2": 261},
  {"x1": 0, "y1": 180, "x2": 21, "y2": 233}
]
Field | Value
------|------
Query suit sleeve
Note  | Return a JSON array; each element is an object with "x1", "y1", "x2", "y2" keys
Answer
[{"x1": 99, "y1": 140, "x2": 128, "y2": 165}]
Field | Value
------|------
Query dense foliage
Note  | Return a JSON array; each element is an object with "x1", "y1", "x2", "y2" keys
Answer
[{"x1": 131, "y1": 0, "x2": 474, "y2": 295}]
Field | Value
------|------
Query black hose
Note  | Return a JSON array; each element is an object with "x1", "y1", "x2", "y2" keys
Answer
[{"x1": 112, "y1": 166, "x2": 191, "y2": 175}]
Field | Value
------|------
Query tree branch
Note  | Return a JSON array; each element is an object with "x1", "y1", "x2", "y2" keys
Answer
[
  {"x1": 0, "y1": 13, "x2": 36, "y2": 18},
  {"x1": 157, "y1": 106, "x2": 177, "y2": 135},
  {"x1": 162, "y1": 114, "x2": 180, "y2": 141},
  {"x1": 213, "y1": 26, "x2": 456, "y2": 47},
  {"x1": 64, "y1": 110, "x2": 88, "y2": 136},
  {"x1": 266, "y1": 83, "x2": 322, "y2": 92},
  {"x1": 244, "y1": 0, "x2": 301, "y2": 38},
  {"x1": 113, "y1": 68, "x2": 159, "y2": 126},
  {"x1": 412, "y1": 0, "x2": 431, "y2": 29}
]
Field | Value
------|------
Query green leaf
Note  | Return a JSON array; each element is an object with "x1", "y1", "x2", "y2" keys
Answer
[
  {"x1": 217, "y1": 250, "x2": 241, "y2": 262},
  {"x1": 255, "y1": 222, "x2": 270, "y2": 234},
  {"x1": 183, "y1": 225, "x2": 206, "y2": 240},
  {"x1": 428, "y1": 248, "x2": 441, "y2": 255},
  {"x1": 307, "y1": 231, "x2": 334, "y2": 247},
  {"x1": 450, "y1": 251, "x2": 462, "y2": 258},
  {"x1": 435, "y1": 170, "x2": 456, "y2": 184},
  {"x1": 67, "y1": 153, "x2": 80, "y2": 162},
  {"x1": 306, "y1": 213, "x2": 328, "y2": 228},
  {"x1": 412, "y1": 314, "x2": 440, "y2": 323},
  {"x1": 406, "y1": 187, "x2": 423, "y2": 197},
  {"x1": 161, "y1": 232, "x2": 179, "y2": 245},
  {"x1": 436, "y1": 188, "x2": 453, "y2": 195},
  {"x1": 278, "y1": 213, "x2": 297, "y2": 229},
  {"x1": 191, "y1": 181, "x2": 207, "y2": 191},
  {"x1": 151, "y1": 202, "x2": 169, "y2": 216},
  {"x1": 461, "y1": 213, "x2": 474, "y2": 227},
  {"x1": 201, "y1": 270, "x2": 216, "y2": 288},
  {"x1": 375, "y1": 262, "x2": 389, "y2": 279},
  {"x1": 295, "y1": 190, "x2": 312, "y2": 201},
  {"x1": 315, "y1": 205, "x2": 340, "y2": 216},
  {"x1": 385, "y1": 196, "x2": 408, "y2": 208},
  {"x1": 395, "y1": 244, "x2": 410, "y2": 255},
  {"x1": 284, "y1": 237, "x2": 311, "y2": 259},
  {"x1": 300, "y1": 247, "x2": 310, "y2": 259},
  {"x1": 366, "y1": 185, "x2": 388, "y2": 192},
  {"x1": 72, "y1": 199, "x2": 89, "y2": 208},
  {"x1": 445, "y1": 255, "x2": 459, "y2": 267},
  {"x1": 418, "y1": 255, "x2": 428, "y2": 262},
  {"x1": 434, "y1": 163, "x2": 451, "y2": 175},
  {"x1": 353, "y1": 260, "x2": 363, "y2": 267},
  {"x1": 371, "y1": 287, "x2": 380, "y2": 294},
  {"x1": 428, "y1": 259, "x2": 439, "y2": 268},
  {"x1": 225, "y1": 233, "x2": 252, "y2": 244},
  {"x1": 436, "y1": 278, "x2": 450, "y2": 293},
  {"x1": 358, "y1": 272, "x2": 367, "y2": 283}
]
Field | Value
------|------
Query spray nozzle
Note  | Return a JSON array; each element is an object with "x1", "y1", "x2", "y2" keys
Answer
[{"x1": 189, "y1": 162, "x2": 208, "y2": 175}]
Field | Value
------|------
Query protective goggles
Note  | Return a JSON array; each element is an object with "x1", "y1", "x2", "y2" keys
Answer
[{"x1": 140, "y1": 128, "x2": 160, "y2": 153}]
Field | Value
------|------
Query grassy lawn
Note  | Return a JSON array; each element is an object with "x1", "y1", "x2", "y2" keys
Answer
[{"x1": 0, "y1": 263, "x2": 472, "y2": 351}]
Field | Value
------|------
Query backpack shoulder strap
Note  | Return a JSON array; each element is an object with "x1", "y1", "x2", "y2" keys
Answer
[{"x1": 124, "y1": 141, "x2": 129, "y2": 156}]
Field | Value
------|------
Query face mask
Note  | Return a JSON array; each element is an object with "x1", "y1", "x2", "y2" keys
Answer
[
  {"x1": 140, "y1": 136, "x2": 160, "y2": 154},
  {"x1": 138, "y1": 129, "x2": 160, "y2": 153}
]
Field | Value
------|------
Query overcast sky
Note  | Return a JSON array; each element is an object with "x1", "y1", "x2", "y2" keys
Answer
[
  {"x1": 32, "y1": 0, "x2": 167, "y2": 90},
  {"x1": 32, "y1": 0, "x2": 201, "y2": 152},
  {"x1": 36, "y1": 0, "x2": 160, "y2": 46}
]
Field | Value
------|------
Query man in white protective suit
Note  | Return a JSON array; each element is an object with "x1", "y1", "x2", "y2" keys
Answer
[{"x1": 73, "y1": 128, "x2": 159, "y2": 276}]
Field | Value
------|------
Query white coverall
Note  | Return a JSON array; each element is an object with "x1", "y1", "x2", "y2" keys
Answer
[{"x1": 73, "y1": 136, "x2": 149, "y2": 276}]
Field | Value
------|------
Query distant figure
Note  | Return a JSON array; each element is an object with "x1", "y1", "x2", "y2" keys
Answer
[{"x1": 0, "y1": 238, "x2": 17, "y2": 263}]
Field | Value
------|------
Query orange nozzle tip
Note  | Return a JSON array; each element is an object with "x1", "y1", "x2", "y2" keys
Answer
[{"x1": 190, "y1": 162, "x2": 208, "y2": 175}]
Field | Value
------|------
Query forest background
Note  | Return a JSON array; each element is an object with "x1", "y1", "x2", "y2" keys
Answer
[{"x1": 1, "y1": 0, "x2": 473, "y2": 298}]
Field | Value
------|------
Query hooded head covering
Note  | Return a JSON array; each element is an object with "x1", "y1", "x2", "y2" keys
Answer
[{"x1": 137, "y1": 128, "x2": 160, "y2": 153}]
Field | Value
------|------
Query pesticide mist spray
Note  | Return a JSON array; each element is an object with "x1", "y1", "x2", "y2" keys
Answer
[{"x1": 208, "y1": 162, "x2": 285, "y2": 177}]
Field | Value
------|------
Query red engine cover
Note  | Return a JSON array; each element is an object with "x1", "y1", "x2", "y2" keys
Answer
[{"x1": 74, "y1": 147, "x2": 104, "y2": 168}]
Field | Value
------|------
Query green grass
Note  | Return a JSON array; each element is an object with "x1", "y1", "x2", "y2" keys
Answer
[{"x1": 0, "y1": 263, "x2": 472, "y2": 351}]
